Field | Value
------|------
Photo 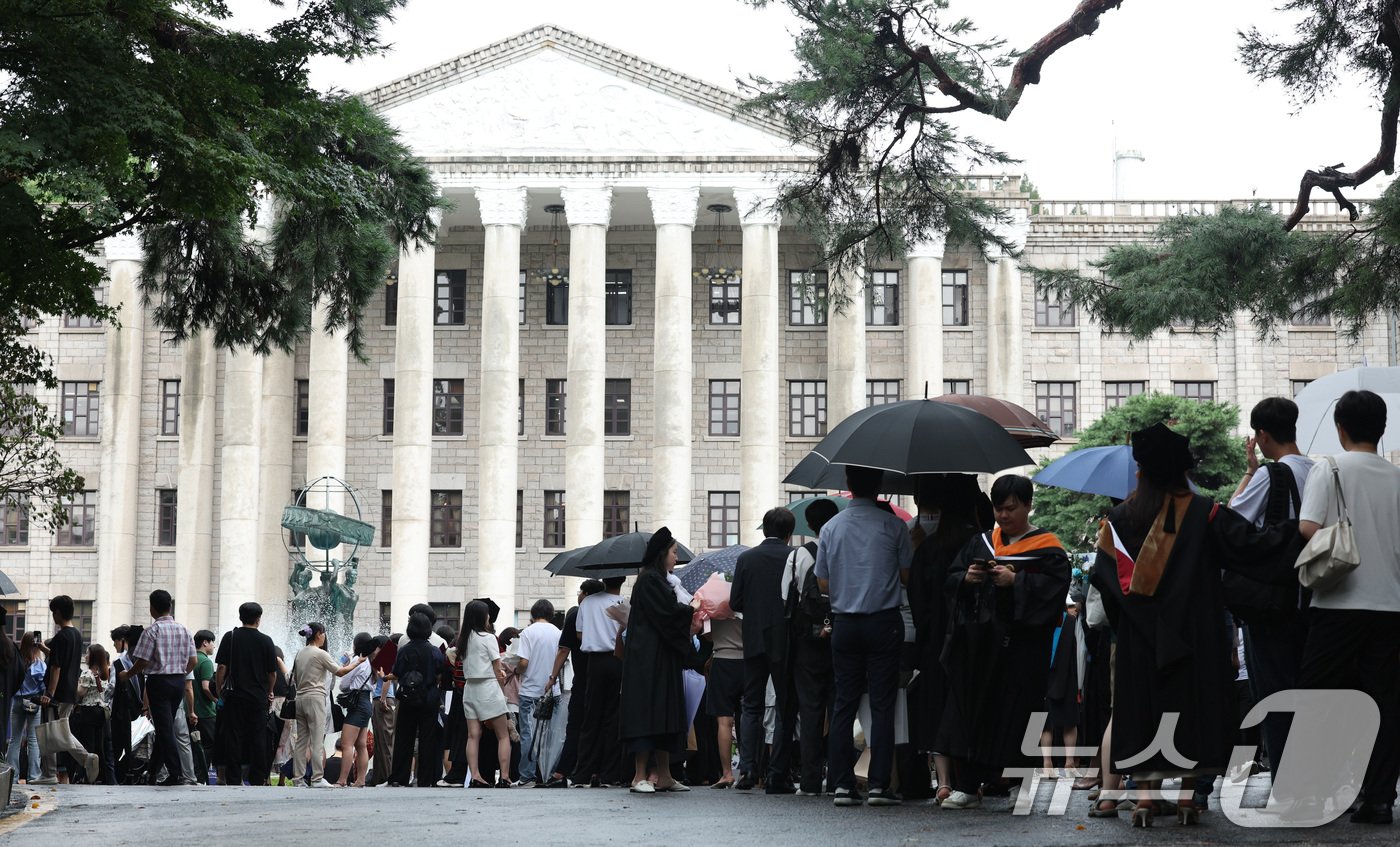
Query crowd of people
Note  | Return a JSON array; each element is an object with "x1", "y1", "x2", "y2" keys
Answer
[{"x1": 1, "y1": 389, "x2": 1397, "y2": 828}]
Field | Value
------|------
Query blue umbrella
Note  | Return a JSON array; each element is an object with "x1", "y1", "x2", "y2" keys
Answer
[
  {"x1": 1033, "y1": 445, "x2": 1140, "y2": 500},
  {"x1": 677, "y1": 544, "x2": 749, "y2": 595}
]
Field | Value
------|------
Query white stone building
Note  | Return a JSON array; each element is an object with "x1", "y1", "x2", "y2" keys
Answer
[{"x1": 1, "y1": 25, "x2": 1393, "y2": 641}]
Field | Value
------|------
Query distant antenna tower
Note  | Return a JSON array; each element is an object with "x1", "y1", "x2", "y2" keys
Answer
[{"x1": 1114, "y1": 147, "x2": 1146, "y2": 200}]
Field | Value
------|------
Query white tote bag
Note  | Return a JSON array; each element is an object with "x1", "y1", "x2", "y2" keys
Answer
[{"x1": 1295, "y1": 455, "x2": 1361, "y2": 592}]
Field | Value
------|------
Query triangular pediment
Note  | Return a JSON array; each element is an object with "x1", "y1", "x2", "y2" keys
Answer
[{"x1": 363, "y1": 25, "x2": 809, "y2": 160}]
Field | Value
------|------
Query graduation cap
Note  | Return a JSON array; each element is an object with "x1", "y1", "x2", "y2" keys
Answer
[
  {"x1": 471, "y1": 597, "x2": 501, "y2": 624},
  {"x1": 642, "y1": 526, "x2": 675, "y2": 568},
  {"x1": 1131, "y1": 422, "x2": 1195, "y2": 478}
]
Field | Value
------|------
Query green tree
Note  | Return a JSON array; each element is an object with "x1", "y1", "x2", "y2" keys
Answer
[
  {"x1": 1032, "y1": 393, "x2": 1245, "y2": 550},
  {"x1": 751, "y1": 1, "x2": 1400, "y2": 333}
]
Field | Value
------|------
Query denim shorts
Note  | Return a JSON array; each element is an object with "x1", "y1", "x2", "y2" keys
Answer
[{"x1": 342, "y1": 690, "x2": 372, "y2": 728}]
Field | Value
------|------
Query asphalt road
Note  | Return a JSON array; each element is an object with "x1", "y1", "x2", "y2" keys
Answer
[{"x1": 4, "y1": 779, "x2": 1395, "y2": 846}]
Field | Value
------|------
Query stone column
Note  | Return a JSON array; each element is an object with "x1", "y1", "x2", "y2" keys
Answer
[
  {"x1": 735, "y1": 186, "x2": 781, "y2": 545},
  {"x1": 985, "y1": 209, "x2": 1030, "y2": 405},
  {"x1": 217, "y1": 349, "x2": 264, "y2": 634},
  {"x1": 827, "y1": 247, "x2": 867, "y2": 425},
  {"x1": 257, "y1": 351, "x2": 295, "y2": 630},
  {"x1": 174, "y1": 331, "x2": 217, "y2": 632},
  {"x1": 1232, "y1": 310, "x2": 1265, "y2": 435},
  {"x1": 561, "y1": 185, "x2": 612, "y2": 552},
  {"x1": 305, "y1": 302, "x2": 349, "y2": 573},
  {"x1": 905, "y1": 233, "x2": 948, "y2": 399},
  {"x1": 94, "y1": 233, "x2": 145, "y2": 639},
  {"x1": 390, "y1": 210, "x2": 441, "y2": 621},
  {"x1": 647, "y1": 187, "x2": 700, "y2": 545},
  {"x1": 476, "y1": 186, "x2": 529, "y2": 621}
]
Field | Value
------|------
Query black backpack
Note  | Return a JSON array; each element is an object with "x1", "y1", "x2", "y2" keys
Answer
[
  {"x1": 1222, "y1": 462, "x2": 1308, "y2": 625},
  {"x1": 787, "y1": 542, "x2": 831, "y2": 638},
  {"x1": 396, "y1": 646, "x2": 428, "y2": 706}
]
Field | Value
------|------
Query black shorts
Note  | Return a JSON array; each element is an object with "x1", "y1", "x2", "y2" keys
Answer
[{"x1": 706, "y1": 657, "x2": 745, "y2": 718}]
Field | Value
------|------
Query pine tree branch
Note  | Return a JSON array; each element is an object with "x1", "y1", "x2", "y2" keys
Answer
[{"x1": 1284, "y1": 0, "x2": 1400, "y2": 230}]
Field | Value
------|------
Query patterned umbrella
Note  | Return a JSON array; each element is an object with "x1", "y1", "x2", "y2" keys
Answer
[{"x1": 677, "y1": 544, "x2": 749, "y2": 595}]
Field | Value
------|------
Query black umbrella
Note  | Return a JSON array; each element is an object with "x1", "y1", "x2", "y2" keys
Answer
[
  {"x1": 806, "y1": 399, "x2": 1032, "y2": 475},
  {"x1": 574, "y1": 530, "x2": 697, "y2": 570},
  {"x1": 784, "y1": 452, "x2": 919, "y2": 495},
  {"x1": 543, "y1": 546, "x2": 636, "y2": 580}
]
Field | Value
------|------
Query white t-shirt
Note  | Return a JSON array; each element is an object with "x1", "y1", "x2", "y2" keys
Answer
[
  {"x1": 463, "y1": 631, "x2": 499, "y2": 680},
  {"x1": 577, "y1": 592, "x2": 624, "y2": 653},
  {"x1": 1299, "y1": 451, "x2": 1400, "y2": 612},
  {"x1": 515, "y1": 620, "x2": 562, "y2": 699},
  {"x1": 779, "y1": 544, "x2": 817, "y2": 604},
  {"x1": 397, "y1": 631, "x2": 447, "y2": 651},
  {"x1": 1230, "y1": 454, "x2": 1316, "y2": 527}
]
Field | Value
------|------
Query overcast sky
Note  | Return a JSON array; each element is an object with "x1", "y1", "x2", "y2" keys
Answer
[{"x1": 245, "y1": 0, "x2": 1390, "y2": 201}]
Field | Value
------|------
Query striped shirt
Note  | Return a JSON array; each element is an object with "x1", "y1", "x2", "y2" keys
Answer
[{"x1": 131, "y1": 615, "x2": 195, "y2": 675}]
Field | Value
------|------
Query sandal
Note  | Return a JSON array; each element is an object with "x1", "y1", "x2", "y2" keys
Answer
[
  {"x1": 1072, "y1": 777, "x2": 1100, "y2": 791},
  {"x1": 710, "y1": 779, "x2": 735, "y2": 789},
  {"x1": 935, "y1": 786, "x2": 952, "y2": 806},
  {"x1": 468, "y1": 778, "x2": 493, "y2": 789}
]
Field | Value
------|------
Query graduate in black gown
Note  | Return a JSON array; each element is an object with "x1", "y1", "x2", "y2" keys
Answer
[
  {"x1": 618, "y1": 527, "x2": 702, "y2": 793},
  {"x1": 939, "y1": 475, "x2": 1071, "y2": 810},
  {"x1": 1090, "y1": 423, "x2": 1291, "y2": 828},
  {"x1": 904, "y1": 474, "x2": 989, "y2": 802}
]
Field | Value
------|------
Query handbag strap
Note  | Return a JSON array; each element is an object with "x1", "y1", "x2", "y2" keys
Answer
[{"x1": 1326, "y1": 455, "x2": 1351, "y2": 524}]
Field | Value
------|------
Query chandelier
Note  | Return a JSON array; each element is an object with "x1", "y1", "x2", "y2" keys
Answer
[
  {"x1": 532, "y1": 204, "x2": 569, "y2": 286},
  {"x1": 693, "y1": 204, "x2": 739, "y2": 283}
]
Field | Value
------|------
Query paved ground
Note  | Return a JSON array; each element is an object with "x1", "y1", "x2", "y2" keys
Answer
[{"x1": 3, "y1": 779, "x2": 1395, "y2": 846}]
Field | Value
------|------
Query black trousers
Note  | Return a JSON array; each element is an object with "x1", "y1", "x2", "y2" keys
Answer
[
  {"x1": 70, "y1": 704, "x2": 111, "y2": 784},
  {"x1": 572, "y1": 652, "x2": 623, "y2": 784},
  {"x1": 1242, "y1": 615, "x2": 1307, "y2": 769},
  {"x1": 219, "y1": 694, "x2": 271, "y2": 784},
  {"x1": 1298, "y1": 607, "x2": 1400, "y2": 805},
  {"x1": 111, "y1": 706, "x2": 133, "y2": 780},
  {"x1": 145, "y1": 674, "x2": 186, "y2": 783},
  {"x1": 740, "y1": 653, "x2": 792, "y2": 784},
  {"x1": 390, "y1": 699, "x2": 444, "y2": 787},
  {"x1": 827, "y1": 609, "x2": 902, "y2": 793},
  {"x1": 791, "y1": 636, "x2": 834, "y2": 793},
  {"x1": 554, "y1": 652, "x2": 588, "y2": 779}
]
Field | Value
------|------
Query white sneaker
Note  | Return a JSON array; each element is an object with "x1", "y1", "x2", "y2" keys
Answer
[
  {"x1": 312, "y1": 778, "x2": 334, "y2": 788},
  {"x1": 514, "y1": 779, "x2": 537, "y2": 788},
  {"x1": 941, "y1": 790, "x2": 981, "y2": 810}
]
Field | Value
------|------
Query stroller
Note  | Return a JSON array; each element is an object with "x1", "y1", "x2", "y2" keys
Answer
[{"x1": 118, "y1": 716, "x2": 154, "y2": 785}]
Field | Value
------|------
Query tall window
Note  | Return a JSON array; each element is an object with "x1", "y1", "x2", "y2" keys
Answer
[
  {"x1": 545, "y1": 280, "x2": 569, "y2": 325},
  {"x1": 429, "y1": 490, "x2": 462, "y2": 548},
  {"x1": 515, "y1": 490, "x2": 524, "y2": 549},
  {"x1": 156, "y1": 489, "x2": 177, "y2": 547},
  {"x1": 1173, "y1": 381, "x2": 1216, "y2": 403},
  {"x1": 710, "y1": 277, "x2": 741, "y2": 324},
  {"x1": 605, "y1": 379, "x2": 631, "y2": 436},
  {"x1": 289, "y1": 488, "x2": 306, "y2": 549},
  {"x1": 545, "y1": 379, "x2": 567, "y2": 436},
  {"x1": 430, "y1": 603, "x2": 462, "y2": 636},
  {"x1": 605, "y1": 270, "x2": 633, "y2": 325},
  {"x1": 708, "y1": 491, "x2": 740, "y2": 548},
  {"x1": 942, "y1": 379, "x2": 972, "y2": 395},
  {"x1": 381, "y1": 490, "x2": 392, "y2": 548},
  {"x1": 518, "y1": 379, "x2": 525, "y2": 436},
  {"x1": 866, "y1": 271, "x2": 900, "y2": 326},
  {"x1": 543, "y1": 491, "x2": 566, "y2": 548},
  {"x1": 433, "y1": 379, "x2": 465, "y2": 436},
  {"x1": 866, "y1": 379, "x2": 901, "y2": 407},
  {"x1": 385, "y1": 282, "x2": 398, "y2": 326},
  {"x1": 1034, "y1": 288, "x2": 1077, "y2": 327},
  {"x1": 1035, "y1": 381, "x2": 1079, "y2": 437},
  {"x1": 71, "y1": 601, "x2": 94, "y2": 646},
  {"x1": 160, "y1": 380, "x2": 181, "y2": 436},
  {"x1": 56, "y1": 491, "x2": 97, "y2": 547},
  {"x1": 382, "y1": 379, "x2": 395, "y2": 436},
  {"x1": 942, "y1": 270, "x2": 970, "y2": 326},
  {"x1": 1291, "y1": 294, "x2": 1331, "y2": 327},
  {"x1": 1, "y1": 503, "x2": 29, "y2": 546},
  {"x1": 1104, "y1": 381, "x2": 1146, "y2": 410},
  {"x1": 709, "y1": 380, "x2": 741, "y2": 437},
  {"x1": 788, "y1": 271, "x2": 828, "y2": 326},
  {"x1": 789, "y1": 380, "x2": 828, "y2": 437},
  {"x1": 60, "y1": 382, "x2": 100, "y2": 437},
  {"x1": 604, "y1": 491, "x2": 630, "y2": 539},
  {"x1": 0, "y1": 600, "x2": 25, "y2": 641},
  {"x1": 295, "y1": 379, "x2": 310, "y2": 437},
  {"x1": 519, "y1": 271, "x2": 528, "y2": 325},
  {"x1": 1291, "y1": 379, "x2": 1313, "y2": 397},
  {"x1": 434, "y1": 270, "x2": 467, "y2": 326},
  {"x1": 378, "y1": 602, "x2": 392, "y2": 635}
]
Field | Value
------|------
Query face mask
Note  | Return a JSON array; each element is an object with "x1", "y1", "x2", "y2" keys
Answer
[{"x1": 917, "y1": 515, "x2": 941, "y2": 534}]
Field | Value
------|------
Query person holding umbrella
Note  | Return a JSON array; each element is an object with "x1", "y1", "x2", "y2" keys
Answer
[
  {"x1": 618, "y1": 527, "x2": 703, "y2": 793},
  {"x1": 939, "y1": 475, "x2": 1071, "y2": 811}
]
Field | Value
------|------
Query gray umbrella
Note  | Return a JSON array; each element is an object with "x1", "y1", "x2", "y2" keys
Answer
[
  {"x1": 0, "y1": 568, "x2": 17, "y2": 595},
  {"x1": 677, "y1": 544, "x2": 749, "y2": 595},
  {"x1": 1294, "y1": 366, "x2": 1400, "y2": 454}
]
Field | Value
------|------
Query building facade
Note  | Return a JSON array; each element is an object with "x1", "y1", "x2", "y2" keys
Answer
[{"x1": 1, "y1": 26, "x2": 1392, "y2": 641}]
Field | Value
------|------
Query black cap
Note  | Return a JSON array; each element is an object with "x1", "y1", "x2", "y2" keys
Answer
[
  {"x1": 643, "y1": 526, "x2": 675, "y2": 567},
  {"x1": 470, "y1": 597, "x2": 501, "y2": 624}
]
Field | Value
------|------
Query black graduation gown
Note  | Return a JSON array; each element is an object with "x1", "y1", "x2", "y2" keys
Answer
[
  {"x1": 939, "y1": 528, "x2": 1071, "y2": 769},
  {"x1": 1044, "y1": 612, "x2": 1080, "y2": 728},
  {"x1": 619, "y1": 569, "x2": 699, "y2": 745},
  {"x1": 905, "y1": 521, "x2": 977, "y2": 752},
  {"x1": 1090, "y1": 495, "x2": 1289, "y2": 778}
]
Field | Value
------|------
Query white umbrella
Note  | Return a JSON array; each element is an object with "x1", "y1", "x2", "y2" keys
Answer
[{"x1": 1293, "y1": 366, "x2": 1400, "y2": 454}]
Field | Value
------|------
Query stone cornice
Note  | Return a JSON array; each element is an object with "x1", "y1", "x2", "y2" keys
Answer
[
  {"x1": 646, "y1": 187, "x2": 700, "y2": 227},
  {"x1": 360, "y1": 24, "x2": 793, "y2": 141},
  {"x1": 475, "y1": 187, "x2": 529, "y2": 228}
]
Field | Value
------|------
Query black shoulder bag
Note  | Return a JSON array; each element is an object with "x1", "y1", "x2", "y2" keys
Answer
[{"x1": 1222, "y1": 462, "x2": 1306, "y2": 625}]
